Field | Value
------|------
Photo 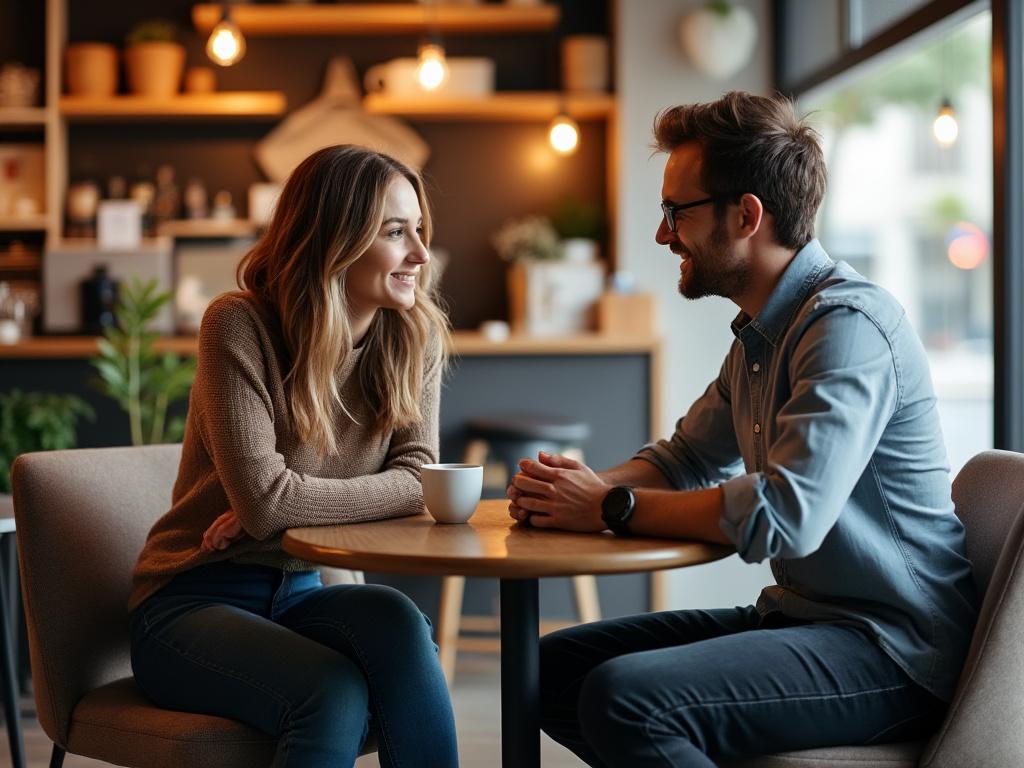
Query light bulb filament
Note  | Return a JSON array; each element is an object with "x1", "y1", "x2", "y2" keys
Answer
[
  {"x1": 206, "y1": 9, "x2": 246, "y2": 67},
  {"x1": 549, "y1": 114, "x2": 580, "y2": 155},
  {"x1": 417, "y1": 43, "x2": 449, "y2": 91}
]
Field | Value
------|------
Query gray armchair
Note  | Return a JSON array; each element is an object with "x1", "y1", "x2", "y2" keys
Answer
[
  {"x1": 723, "y1": 449, "x2": 1024, "y2": 767},
  {"x1": 10, "y1": 444, "x2": 371, "y2": 767}
]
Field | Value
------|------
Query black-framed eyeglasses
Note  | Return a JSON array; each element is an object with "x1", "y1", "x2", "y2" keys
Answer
[{"x1": 660, "y1": 196, "x2": 724, "y2": 231}]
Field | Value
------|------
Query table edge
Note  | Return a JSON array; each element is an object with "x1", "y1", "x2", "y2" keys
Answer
[{"x1": 282, "y1": 532, "x2": 732, "y2": 578}]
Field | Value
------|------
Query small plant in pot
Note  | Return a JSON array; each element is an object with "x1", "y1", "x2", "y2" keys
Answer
[
  {"x1": 552, "y1": 197, "x2": 605, "y2": 263},
  {"x1": 124, "y1": 19, "x2": 185, "y2": 98},
  {"x1": 0, "y1": 389, "x2": 94, "y2": 506},
  {"x1": 90, "y1": 277, "x2": 196, "y2": 446}
]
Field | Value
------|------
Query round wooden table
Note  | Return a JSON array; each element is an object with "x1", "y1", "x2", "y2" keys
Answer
[{"x1": 283, "y1": 499, "x2": 732, "y2": 768}]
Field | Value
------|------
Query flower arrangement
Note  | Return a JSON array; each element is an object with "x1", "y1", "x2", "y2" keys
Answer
[{"x1": 492, "y1": 215, "x2": 562, "y2": 263}]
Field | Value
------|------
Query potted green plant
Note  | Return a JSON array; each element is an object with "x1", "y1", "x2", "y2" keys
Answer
[
  {"x1": 124, "y1": 19, "x2": 184, "y2": 98},
  {"x1": 492, "y1": 214, "x2": 604, "y2": 335},
  {"x1": 0, "y1": 390, "x2": 94, "y2": 511},
  {"x1": 551, "y1": 197, "x2": 605, "y2": 263},
  {"x1": 90, "y1": 277, "x2": 195, "y2": 445}
]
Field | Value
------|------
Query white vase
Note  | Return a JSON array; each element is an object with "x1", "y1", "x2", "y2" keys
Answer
[{"x1": 562, "y1": 238, "x2": 599, "y2": 264}]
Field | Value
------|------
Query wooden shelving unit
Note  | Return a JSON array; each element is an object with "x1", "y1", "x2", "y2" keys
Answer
[
  {"x1": 362, "y1": 92, "x2": 616, "y2": 121},
  {"x1": 192, "y1": 3, "x2": 560, "y2": 36},
  {"x1": 59, "y1": 92, "x2": 287, "y2": 122},
  {"x1": 0, "y1": 107, "x2": 48, "y2": 128}
]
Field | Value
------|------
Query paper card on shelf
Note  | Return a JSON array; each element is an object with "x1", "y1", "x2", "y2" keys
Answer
[{"x1": 97, "y1": 200, "x2": 143, "y2": 251}]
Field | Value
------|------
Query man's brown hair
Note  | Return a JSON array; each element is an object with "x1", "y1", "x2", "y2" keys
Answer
[{"x1": 654, "y1": 91, "x2": 826, "y2": 250}]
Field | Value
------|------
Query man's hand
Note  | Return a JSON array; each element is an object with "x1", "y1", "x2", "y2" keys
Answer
[
  {"x1": 506, "y1": 451, "x2": 610, "y2": 532},
  {"x1": 201, "y1": 510, "x2": 248, "y2": 552}
]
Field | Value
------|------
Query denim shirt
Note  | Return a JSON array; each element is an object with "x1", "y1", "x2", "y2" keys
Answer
[{"x1": 636, "y1": 240, "x2": 978, "y2": 701}]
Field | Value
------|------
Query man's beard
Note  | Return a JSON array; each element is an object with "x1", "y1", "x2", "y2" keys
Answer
[{"x1": 678, "y1": 216, "x2": 751, "y2": 300}]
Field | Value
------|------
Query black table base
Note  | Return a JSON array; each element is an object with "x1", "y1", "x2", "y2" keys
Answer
[{"x1": 500, "y1": 578, "x2": 540, "y2": 768}]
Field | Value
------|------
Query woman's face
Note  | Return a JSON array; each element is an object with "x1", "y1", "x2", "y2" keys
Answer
[{"x1": 346, "y1": 176, "x2": 430, "y2": 319}]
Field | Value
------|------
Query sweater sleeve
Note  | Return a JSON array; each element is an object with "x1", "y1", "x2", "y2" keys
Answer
[{"x1": 194, "y1": 298, "x2": 440, "y2": 540}]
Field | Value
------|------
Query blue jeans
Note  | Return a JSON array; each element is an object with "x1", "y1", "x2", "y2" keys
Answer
[
  {"x1": 540, "y1": 606, "x2": 946, "y2": 767},
  {"x1": 129, "y1": 562, "x2": 458, "y2": 768}
]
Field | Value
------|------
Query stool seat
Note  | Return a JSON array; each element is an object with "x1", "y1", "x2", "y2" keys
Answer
[{"x1": 466, "y1": 414, "x2": 590, "y2": 444}]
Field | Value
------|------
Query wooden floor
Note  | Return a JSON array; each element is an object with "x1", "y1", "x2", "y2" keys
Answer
[{"x1": 0, "y1": 654, "x2": 586, "y2": 768}]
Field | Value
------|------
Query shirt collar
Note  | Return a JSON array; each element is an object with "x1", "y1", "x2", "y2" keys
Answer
[{"x1": 731, "y1": 239, "x2": 834, "y2": 346}]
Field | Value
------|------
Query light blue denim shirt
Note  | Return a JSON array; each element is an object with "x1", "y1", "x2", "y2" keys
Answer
[{"x1": 636, "y1": 240, "x2": 978, "y2": 701}]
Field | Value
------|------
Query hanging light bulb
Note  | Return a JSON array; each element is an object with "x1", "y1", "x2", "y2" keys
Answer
[
  {"x1": 417, "y1": 42, "x2": 449, "y2": 91},
  {"x1": 548, "y1": 113, "x2": 580, "y2": 155},
  {"x1": 933, "y1": 98, "x2": 959, "y2": 148},
  {"x1": 206, "y1": 6, "x2": 246, "y2": 67}
]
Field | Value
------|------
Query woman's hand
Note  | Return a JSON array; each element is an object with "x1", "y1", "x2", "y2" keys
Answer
[
  {"x1": 201, "y1": 510, "x2": 249, "y2": 553},
  {"x1": 506, "y1": 451, "x2": 609, "y2": 532}
]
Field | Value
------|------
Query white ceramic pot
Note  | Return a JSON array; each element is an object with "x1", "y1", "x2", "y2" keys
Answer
[{"x1": 364, "y1": 57, "x2": 495, "y2": 97}]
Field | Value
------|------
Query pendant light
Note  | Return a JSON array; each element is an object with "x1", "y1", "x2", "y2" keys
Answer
[
  {"x1": 548, "y1": 112, "x2": 580, "y2": 155},
  {"x1": 932, "y1": 36, "x2": 958, "y2": 148},
  {"x1": 933, "y1": 98, "x2": 959, "y2": 148},
  {"x1": 206, "y1": 5, "x2": 246, "y2": 67},
  {"x1": 416, "y1": 1, "x2": 449, "y2": 91},
  {"x1": 417, "y1": 40, "x2": 449, "y2": 91}
]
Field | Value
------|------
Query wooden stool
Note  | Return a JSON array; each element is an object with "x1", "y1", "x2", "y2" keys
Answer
[{"x1": 437, "y1": 415, "x2": 600, "y2": 684}]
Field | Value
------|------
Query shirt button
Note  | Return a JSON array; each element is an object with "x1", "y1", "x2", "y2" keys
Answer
[
  {"x1": 752, "y1": 362, "x2": 761, "y2": 372},
  {"x1": 753, "y1": 423, "x2": 761, "y2": 434}
]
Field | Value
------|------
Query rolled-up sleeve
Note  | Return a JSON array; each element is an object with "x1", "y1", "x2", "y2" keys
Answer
[
  {"x1": 720, "y1": 305, "x2": 899, "y2": 562},
  {"x1": 634, "y1": 351, "x2": 744, "y2": 490}
]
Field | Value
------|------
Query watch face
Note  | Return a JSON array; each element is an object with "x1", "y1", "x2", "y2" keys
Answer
[{"x1": 602, "y1": 486, "x2": 633, "y2": 523}]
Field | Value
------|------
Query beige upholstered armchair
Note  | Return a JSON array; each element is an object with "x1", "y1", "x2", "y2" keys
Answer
[
  {"x1": 11, "y1": 444, "x2": 371, "y2": 768},
  {"x1": 723, "y1": 449, "x2": 1024, "y2": 768}
]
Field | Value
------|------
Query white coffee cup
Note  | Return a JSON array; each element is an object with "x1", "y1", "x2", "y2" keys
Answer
[{"x1": 421, "y1": 463, "x2": 483, "y2": 524}]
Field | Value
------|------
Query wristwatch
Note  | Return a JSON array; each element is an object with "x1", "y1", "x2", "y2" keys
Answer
[{"x1": 601, "y1": 486, "x2": 636, "y2": 536}]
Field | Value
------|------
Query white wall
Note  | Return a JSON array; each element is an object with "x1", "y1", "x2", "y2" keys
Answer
[{"x1": 615, "y1": 0, "x2": 773, "y2": 609}]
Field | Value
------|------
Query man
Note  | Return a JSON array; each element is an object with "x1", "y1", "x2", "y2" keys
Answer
[{"x1": 506, "y1": 91, "x2": 979, "y2": 767}]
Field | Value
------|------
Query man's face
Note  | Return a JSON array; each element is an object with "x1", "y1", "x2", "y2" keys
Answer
[{"x1": 656, "y1": 142, "x2": 750, "y2": 301}]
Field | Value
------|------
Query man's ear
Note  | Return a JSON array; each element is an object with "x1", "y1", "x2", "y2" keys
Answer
[{"x1": 737, "y1": 193, "x2": 765, "y2": 239}]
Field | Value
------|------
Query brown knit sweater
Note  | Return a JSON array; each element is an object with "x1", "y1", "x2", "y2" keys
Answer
[{"x1": 129, "y1": 291, "x2": 441, "y2": 611}]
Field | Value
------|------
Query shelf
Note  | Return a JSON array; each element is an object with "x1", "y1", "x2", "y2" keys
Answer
[
  {"x1": 156, "y1": 218, "x2": 261, "y2": 239},
  {"x1": 59, "y1": 92, "x2": 287, "y2": 122},
  {"x1": 0, "y1": 252, "x2": 41, "y2": 270},
  {"x1": 192, "y1": 3, "x2": 559, "y2": 36},
  {"x1": 362, "y1": 92, "x2": 616, "y2": 121},
  {"x1": 0, "y1": 335, "x2": 199, "y2": 359},
  {"x1": 0, "y1": 215, "x2": 50, "y2": 232},
  {"x1": 0, "y1": 107, "x2": 48, "y2": 128},
  {"x1": 0, "y1": 332, "x2": 660, "y2": 359}
]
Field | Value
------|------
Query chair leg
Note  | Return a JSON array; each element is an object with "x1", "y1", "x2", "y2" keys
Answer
[
  {"x1": 572, "y1": 575, "x2": 601, "y2": 624},
  {"x1": 49, "y1": 744, "x2": 65, "y2": 768},
  {"x1": 0, "y1": 534, "x2": 25, "y2": 768},
  {"x1": 463, "y1": 439, "x2": 489, "y2": 467},
  {"x1": 437, "y1": 576, "x2": 465, "y2": 685}
]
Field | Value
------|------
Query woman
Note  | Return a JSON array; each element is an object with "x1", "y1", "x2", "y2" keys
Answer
[{"x1": 128, "y1": 145, "x2": 458, "y2": 768}]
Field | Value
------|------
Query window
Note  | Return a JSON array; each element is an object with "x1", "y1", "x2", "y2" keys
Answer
[{"x1": 803, "y1": 12, "x2": 992, "y2": 473}]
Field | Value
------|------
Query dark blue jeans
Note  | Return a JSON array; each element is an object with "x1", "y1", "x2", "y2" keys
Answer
[
  {"x1": 129, "y1": 561, "x2": 458, "y2": 768},
  {"x1": 540, "y1": 606, "x2": 946, "y2": 767}
]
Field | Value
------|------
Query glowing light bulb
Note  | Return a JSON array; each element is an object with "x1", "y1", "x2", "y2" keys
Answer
[
  {"x1": 417, "y1": 43, "x2": 449, "y2": 91},
  {"x1": 933, "y1": 99, "x2": 959, "y2": 148},
  {"x1": 548, "y1": 114, "x2": 580, "y2": 155},
  {"x1": 206, "y1": 8, "x2": 246, "y2": 67}
]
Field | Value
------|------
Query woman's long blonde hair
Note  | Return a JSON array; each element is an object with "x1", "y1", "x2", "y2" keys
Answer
[{"x1": 238, "y1": 145, "x2": 450, "y2": 455}]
